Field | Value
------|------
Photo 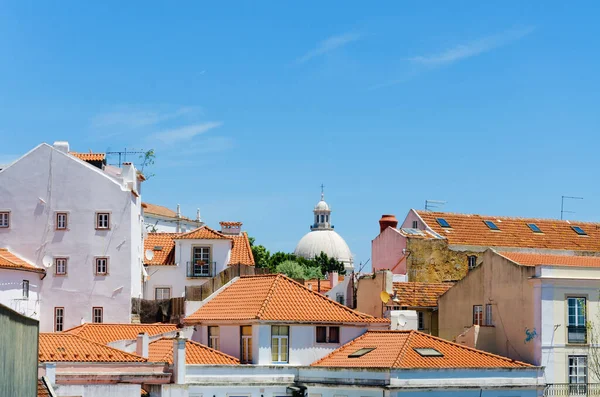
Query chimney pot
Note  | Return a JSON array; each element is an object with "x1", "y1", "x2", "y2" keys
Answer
[
  {"x1": 53, "y1": 141, "x2": 70, "y2": 153},
  {"x1": 379, "y1": 214, "x2": 398, "y2": 234},
  {"x1": 136, "y1": 332, "x2": 149, "y2": 358}
]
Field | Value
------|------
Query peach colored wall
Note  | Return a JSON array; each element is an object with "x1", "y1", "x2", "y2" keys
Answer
[
  {"x1": 356, "y1": 271, "x2": 393, "y2": 317},
  {"x1": 371, "y1": 228, "x2": 407, "y2": 274}
]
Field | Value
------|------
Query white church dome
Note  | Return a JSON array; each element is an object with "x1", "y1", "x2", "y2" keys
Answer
[
  {"x1": 294, "y1": 229, "x2": 353, "y2": 264},
  {"x1": 314, "y1": 200, "x2": 330, "y2": 211}
]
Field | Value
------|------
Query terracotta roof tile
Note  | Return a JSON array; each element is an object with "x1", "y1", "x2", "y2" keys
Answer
[
  {"x1": 185, "y1": 274, "x2": 388, "y2": 324},
  {"x1": 220, "y1": 221, "x2": 243, "y2": 227},
  {"x1": 175, "y1": 226, "x2": 230, "y2": 240},
  {"x1": 69, "y1": 152, "x2": 106, "y2": 161},
  {"x1": 304, "y1": 279, "x2": 333, "y2": 294},
  {"x1": 312, "y1": 330, "x2": 531, "y2": 368},
  {"x1": 228, "y1": 232, "x2": 255, "y2": 265},
  {"x1": 142, "y1": 202, "x2": 195, "y2": 221},
  {"x1": 499, "y1": 252, "x2": 600, "y2": 267},
  {"x1": 0, "y1": 248, "x2": 44, "y2": 273},
  {"x1": 39, "y1": 333, "x2": 146, "y2": 362},
  {"x1": 144, "y1": 233, "x2": 180, "y2": 266},
  {"x1": 417, "y1": 210, "x2": 600, "y2": 251},
  {"x1": 37, "y1": 379, "x2": 51, "y2": 397},
  {"x1": 63, "y1": 323, "x2": 179, "y2": 345},
  {"x1": 148, "y1": 338, "x2": 239, "y2": 365},
  {"x1": 390, "y1": 282, "x2": 453, "y2": 308}
]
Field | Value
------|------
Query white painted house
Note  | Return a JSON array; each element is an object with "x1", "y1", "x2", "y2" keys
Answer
[
  {"x1": 0, "y1": 142, "x2": 144, "y2": 332},
  {"x1": 0, "y1": 248, "x2": 45, "y2": 319},
  {"x1": 142, "y1": 202, "x2": 203, "y2": 233}
]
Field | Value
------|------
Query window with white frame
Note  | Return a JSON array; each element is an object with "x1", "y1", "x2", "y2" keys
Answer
[
  {"x1": 485, "y1": 304, "x2": 493, "y2": 325},
  {"x1": 56, "y1": 212, "x2": 68, "y2": 230},
  {"x1": 316, "y1": 326, "x2": 340, "y2": 343},
  {"x1": 412, "y1": 220, "x2": 418, "y2": 228},
  {"x1": 417, "y1": 311, "x2": 424, "y2": 330},
  {"x1": 468, "y1": 255, "x2": 477, "y2": 270},
  {"x1": 473, "y1": 305, "x2": 483, "y2": 325},
  {"x1": 0, "y1": 211, "x2": 10, "y2": 228},
  {"x1": 96, "y1": 212, "x2": 110, "y2": 229},
  {"x1": 192, "y1": 246, "x2": 211, "y2": 276},
  {"x1": 22, "y1": 280, "x2": 29, "y2": 299},
  {"x1": 568, "y1": 356, "x2": 587, "y2": 388},
  {"x1": 568, "y1": 297, "x2": 587, "y2": 344},
  {"x1": 95, "y1": 257, "x2": 108, "y2": 275},
  {"x1": 55, "y1": 307, "x2": 64, "y2": 332},
  {"x1": 208, "y1": 326, "x2": 219, "y2": 350},
  {"x1": 55, "y1": 258, "x2": 67, "y2": 275},
  {"x1": 92, "y1": 307, "x2": 103, "y2": 323},
  {"x1": 271, "y1": 325, "x2": 289, "y2": 363},
  {"x1": 240, "y1": 325, "x2": 252, "y2": 364},
  {"x1": 155, "y1": 287, "x2": 171, "y2": 300}
]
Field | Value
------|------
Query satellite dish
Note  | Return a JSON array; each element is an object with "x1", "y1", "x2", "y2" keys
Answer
[
  {"x1": 145, "y1": 249, "x2": 154, "y2": 261},
  {"x1": 380, "y1": 291, "x2": 390, "y2": 304},
  {"x1": 42, "y1": 255, "x2": 53, "y2": 268}
]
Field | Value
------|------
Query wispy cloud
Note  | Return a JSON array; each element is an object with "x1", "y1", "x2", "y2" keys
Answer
[
  {"x1": 297, "y1": 32, "x2": 362, "y2": 63},
  {"x1": 91, "y1": 106, "x2": 202, "y2": 129},
  {"x1": 408, "y1": 26, "x2": 535, "y2": 67},
  {"x1": 151, "y1": 122, "x2": 223, "y2": 143}
]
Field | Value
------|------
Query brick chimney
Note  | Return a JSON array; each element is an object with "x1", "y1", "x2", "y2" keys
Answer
[
  {"x1": 379, "y1": 214, "x2": 398, "y2": 233},
  {"x1": 328, "y1": 271, "x2": 339, "y2": 288},
  {"x1": 220, "y1": 221, "x2": 242, "y2": 235}
]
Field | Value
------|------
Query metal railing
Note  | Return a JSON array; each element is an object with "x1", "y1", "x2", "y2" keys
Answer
[
  {"x1": 545, "y1": 384, "x2": 600, "y2": 396},
  {"x1": 186, "y1": 261, "x2": 217, "y2": 277},
  {"x1": 567, "y1": 325, "x2": 587, "y2": 344}
]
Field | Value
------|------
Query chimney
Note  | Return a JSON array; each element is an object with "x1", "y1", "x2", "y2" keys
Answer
[
  {"x1": 136, "y1": 332, "x2": 149, "y2": 358},
  {"x1": 196, "y1": 208, "x2": 201, "y2": 222},
  {"x1": 44, "y1": 362, "x2": 56, "y2": 386},
  {"x1": 328, "y1": 271, "x2": 339, "y2": 288},
  {"x1": 219, "y1": 221, "x2": 242, "y2": 235},
  {"x1": 53, "y1": 141, "x2": 70, "y2": 153},
  {"x1": 379, "y1": 214, "x2": 398, "y2": 233},
  {"x1": 172, "y1": 337, "x2": 186, "y2": 384}
]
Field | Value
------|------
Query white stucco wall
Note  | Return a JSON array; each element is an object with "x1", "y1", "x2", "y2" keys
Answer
[
  {"x1": 145, "y1": 265, "x2": 180, "y2": 299},
  {"x1": 0, "y1": 143, "x2": 143, "y2": 331},
  {"x1": 0, "y1": 269, "x2": 42, "y2": 319},
  {"x1": 54, "y1": 384, "x2": 141, "y2": 397},
  {"x1": 144, "y1": 213, "x2": 201, "y2": 233}
]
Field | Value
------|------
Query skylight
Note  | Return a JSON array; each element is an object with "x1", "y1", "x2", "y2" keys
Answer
[
  {"x1": 483, "y1": 220, "x2": 500, "y2": 231},
  {"x1": 527, "y1": 223, "x2": 542, "y2": 233},
  {"x1": 348, "y1": 347, "x2": 376, "y2": 358},
  {"x1": 413, "y1": 347, "x2": 444, "y2": 357},
  {"x1": 572, "y1": 226, "x2": 587, "y2": 236},
  {"x1": 153, "y1": 246, "x2": 163, "y2": 251},
  {"x1": 436, "y1": 218, "x2": 451, "y2": 228}
]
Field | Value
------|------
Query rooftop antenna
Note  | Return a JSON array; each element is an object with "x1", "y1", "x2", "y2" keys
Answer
[
  {"x1": 425, "y1": 200, "x2": 446, "y2": 211},
  {"x1": 561, "y1": 195, "x2": 583, "y2": 220},
  {"x1": 106, "y1": 148, "x2": 146, "y2": 168},
  {"x1": 357, "y1": 258, "x2": 371, "y2": 273},
  {"x1": 320, "y1": 183, "x2": 325, "y2": 200}
]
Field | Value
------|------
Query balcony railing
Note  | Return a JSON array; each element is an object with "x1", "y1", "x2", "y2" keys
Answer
[
  {"x1": 568, "y1": 325, "x2": 587, "y2": 344},
  {"x1": 186, "y1": 261, "x2": 217, "y2": 278},
  {"x1": 545, "y1": 384, "x2": 600, "y2": 396}
]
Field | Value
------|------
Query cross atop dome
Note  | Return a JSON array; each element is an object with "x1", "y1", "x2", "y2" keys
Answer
[{"x1": 312, "y1": 185, "x2": 332, "y2": 231}]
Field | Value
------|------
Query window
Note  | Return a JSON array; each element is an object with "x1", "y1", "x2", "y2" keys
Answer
[
  {"x1": 468, "y1": 255, "x2": 477, "y2": 270},
  {"x1": 348, "y1": 347, "x2": 375, "y2": 358},
  {"x1": 96, "y1": 212, "x2": 110, "y2": 229},
  {"x1": 413, "y1": 347, "x2": 444, "y2": 357},
  {"x1": 55, "y1": 307, "x2": 64, "y2": 332},
  {"x1": 483, "y1": 220, "x2": 500, "y2": 230},
  {"x1": 527, "y1": 223, "x2": 542, "y2": 233},
  {"x1": 412, "y1": 220, "x2": 418, "y2": 228},
  {"x1": 473, "y1": 305, "x2": 483, "y2": 325},
  {"x1": 568, "y1": 356, "x2": 587, "y2": 393},
  {"x1": 568, "y1": 297, "x2": 587, "y2": 344},
  {"x1": 22, "y1": 280, "x2": 29, "y2": 299},
  {"x1": 56, "y1": 212, "x2": 68, "y2": 230},
  {"x1": 436, "y1": 218, "x2": 450, "y2": 228},
  {"x1": 271, "y1": 325, "x2": 289, "y2": 363},
  {"x1": 55, "y1": 258, "x2": 67, "y2": 275},
  {"x1": 155, "y1": 287, "x2": 171, "y2": 300},
  {"x1": 485, "y1": 304, "x2": 493, "y2": 326},
  {"x1": 316, "y1": 326, "x2": 340, "y2": 343},
  {"x1": 240, "y1": 325, "x2": 252, "y2": 363},
  {"x1": 92, "y1": 307, "x2": 103, "y2": 323},
  {"x1": 208, "y1": 326, "x2": 220, "y2": 350},
  {"x1": 95, "y1": 257, "x2": 108, "y2": 275},
  {"x1": 572, "y1": 226, "x2": 587, "y2": 236},
  {"x1": 417, "y1": 311, "x2": 424, "y2": 330},
  {"x1": 191, "y1": 247, "x2": 211, "y2": 276},
  {"x1": 0, "y1": 211, "x2": 10, "y2": 228}
]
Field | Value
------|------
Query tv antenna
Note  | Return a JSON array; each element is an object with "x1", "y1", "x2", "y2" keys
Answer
[
  {"x1": 425, "y1": 200, "x2": 446, "y2": 211},
  {"x1": 561, "y1": 195, "x2": 583, "y2": 220},
  {"x1": 106, "y1": 148, "x2": 146, "y2": 168}
]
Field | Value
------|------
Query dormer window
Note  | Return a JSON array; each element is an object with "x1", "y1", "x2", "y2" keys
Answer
[{"x1": 483, "y1": 220, "x2": 500, "y2": 230}]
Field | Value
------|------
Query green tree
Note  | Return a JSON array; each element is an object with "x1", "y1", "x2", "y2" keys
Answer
[
  {"x1": 276, "y1": 260, "x2": 306, "y2": 279},
  {"x1": 248, "y1": 236, "x2": 271, "y2": 269},
  {"x1": 268, "y1": 251, "x2": 297, "y2": 272},
  {"x1": 139, "y1": 149, "x2": 156, "y2": 179},
  {"x1": 312, "y1": 252, "x2": 346, "y2": 275},
  {"x1": 302, "y1": 266, "x2": 323, "y2": 280}
]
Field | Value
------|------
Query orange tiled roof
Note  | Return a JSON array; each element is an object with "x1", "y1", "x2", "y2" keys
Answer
[
  {"x1": 39, "y1": 333, "x2": 146, "y2": 362},
  {"x1": 312, "y1": 330, "x2": 531, "y2": 368},
  {"x1": 304, "y1": 279, "x2": 333, "y2": 294},
  {"x1": 175, "y1": 226, "x2": 230, "y2": 240},
  {"x1": 37, "y1": 379, "x2": 51, "y2": 397},
  {"x1": 69, "y1": 152, "x2": 106, "y2": 161},
  {"x1": 390, "y1": 282, "x2": 453, "y2": 308},
  {"x1": 142, "y1": 202, "x2": 196, "y2": 221},
  {"x1": 0, "y1": 248, "x2": 44, "y2": 273},
  {"x1": 228, "y1": 232, "x2": 255, "y2": 265},
  {"x1": 185, "y1": 274, "x2": 388, "y2": 324},
  {"x1": 144, "y1": 233, "x2": 180, "y2": 266},
  {"x1": 417, "y1": 210, "x2": 600, "y2": 251},
  {"x1": 148, "y1": 338, "x2": 239, "y2": 365},
  {"x1": 499, "y1": 252, "x2": 600, "y2": 268},
  {"x1": 220, "y1": 221, "x2": 243, "y2": 227},
  {"x1": 63, "y1": 323, "x2": 179, "y2": 345}
]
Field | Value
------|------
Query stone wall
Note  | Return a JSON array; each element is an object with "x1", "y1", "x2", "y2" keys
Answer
[{"x1": 406, "y1": 238, "x2": 480, "y2": 282}]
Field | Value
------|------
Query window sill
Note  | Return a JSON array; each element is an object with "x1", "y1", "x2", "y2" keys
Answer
[
  {"x1": 95, "y1": 228, "x2": 111, "y2": 231},
  {"x1": 55, "y1": 274, "x2": 67, "y2": 277},
  {"x1": 566, "y1": 343, "x2": 589, "y2": 347}
]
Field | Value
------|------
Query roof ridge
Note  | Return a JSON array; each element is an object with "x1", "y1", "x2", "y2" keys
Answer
[
  {"x1": 185, "y1": 339, "x2": 240, "y2": 362},
  {"x1": 416, "y1": 209, "x2": 600, "y2": 225},
  {"x1": 41, "y1": 333, "x2": 147, "y2": 362},
  {"x1": 393, "y1": 329, "x2": 416, "y2": 367},
  {"x1": 256, "y1": 274, "x2": 282, "y2": 319},
  {"x1": 174, "y1": 225, "x2": 229, "y2": 240},
  {"x1": 241, "y1": 232, "x2": 255, "y2": 265}
]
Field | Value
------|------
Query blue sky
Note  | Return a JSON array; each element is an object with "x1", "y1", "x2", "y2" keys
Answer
[{"x1": 1, "y1": 1, "x2": 600, "y2": 268}]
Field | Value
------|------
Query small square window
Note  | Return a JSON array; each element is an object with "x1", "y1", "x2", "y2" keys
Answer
[
  {"x1": 56, "y1": 212, "x2": 68, "y2": 230},
  {"x1": 95, "y1": 257, "x2": 108, "y2": 275},
  {"x1": 22, "y1": 280, "x2": 29, "y2": 299},
  {"x1": 0, "y1": 212, "x2": 10, "y2": 228},
  {"x1": 468, "y1": 255, "x2": 477, "y2": 270},
  {"x1": 96, "y1": 213, "x2": 110, "y2": 229},
  {"x1": 55, "y1": 258, "x2": 67, "y2": 275},
  {"x1": 155, "y1": 287, "x2": 171, "y2": 300},
  {"x1": 412, "y1": 220, "x2": 418, "y2": 228},
  {"x1": 316, "y1": 326, "x2": 340, "y2": 343},
  {"x1": 92, "y1": 307, "x2": 103, "y2": 323}
]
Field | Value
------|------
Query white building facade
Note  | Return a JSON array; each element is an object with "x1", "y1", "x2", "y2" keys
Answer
[
  {"x1": 143, "y1": 202, "x2": 203, "y2": 233},
  {"x1": 0, "y1": 249, "x2": 44, "y2": 320},
  {"x1": 0, "y1": 142, "x2": 144, "y2": 332}
]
